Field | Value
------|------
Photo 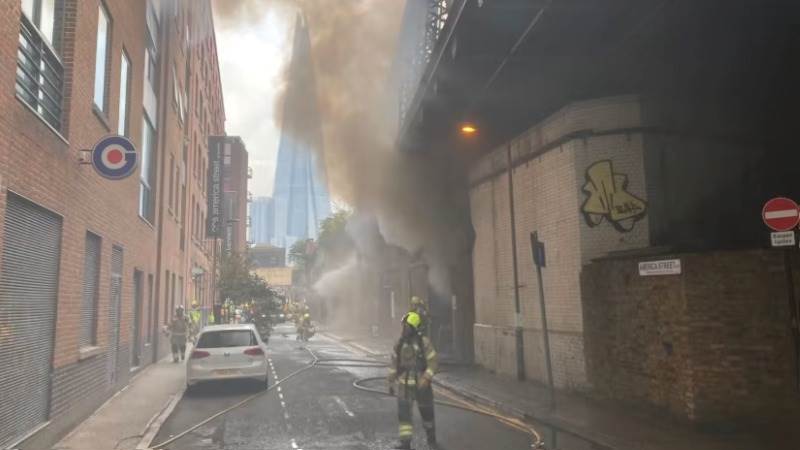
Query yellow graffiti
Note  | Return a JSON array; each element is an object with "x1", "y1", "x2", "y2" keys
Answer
[{"x1": 581, "y1": 160, "x2": 647, "y2": 232}]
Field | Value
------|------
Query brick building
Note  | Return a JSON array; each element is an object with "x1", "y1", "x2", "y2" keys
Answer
[
  {"x1": 0, "y1": 1, "x2": 226, "y2": 448},
  {"x1": 221, "y1": 135, "x2": 249, "y2": 256}
]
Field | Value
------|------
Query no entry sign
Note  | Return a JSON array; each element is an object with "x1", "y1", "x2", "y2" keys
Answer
[{"x1": 762, "y1": 197, "x2": 799, "y2": 232}]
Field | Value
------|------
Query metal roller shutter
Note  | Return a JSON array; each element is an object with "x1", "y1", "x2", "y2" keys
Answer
[
  {"x1": 0, "y1": 194, "x2": 62, "y2": 448},
  {"x1": 107, "y1": 246, "x2": 123, "y2": 386},
  {"x1": 79, "y1": 233, "x2": 101, "y2": 348}
]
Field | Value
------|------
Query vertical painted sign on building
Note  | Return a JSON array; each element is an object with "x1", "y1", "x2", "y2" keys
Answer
[{"x1": 207, "y1": 136, "x2": 223, "y2": 237}]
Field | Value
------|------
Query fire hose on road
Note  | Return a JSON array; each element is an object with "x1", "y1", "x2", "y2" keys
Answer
[{"x1": 148, "y1": 349, "x2": 545, "y2": 449}]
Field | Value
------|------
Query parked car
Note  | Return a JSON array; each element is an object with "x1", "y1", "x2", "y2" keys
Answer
[{"x1": 186, "y1": 324, "x2": 269, "y2": 392}]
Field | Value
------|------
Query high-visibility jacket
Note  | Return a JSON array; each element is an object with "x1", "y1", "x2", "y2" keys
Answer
[{"x1": 388, "y1": 333, "x2": 438, "y2": 388}]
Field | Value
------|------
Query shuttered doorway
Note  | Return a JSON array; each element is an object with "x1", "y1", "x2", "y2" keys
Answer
[
  {"x1": 0, "y1": 194, "x2": 62, "y2": 448},
  {"x1": 107, "y1": 246, "x2": 123, "y2": 387}
]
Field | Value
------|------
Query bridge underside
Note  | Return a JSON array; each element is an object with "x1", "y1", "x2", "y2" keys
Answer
[{"x1": 401, "y1": 0, "x2": 799, "y2": 161}]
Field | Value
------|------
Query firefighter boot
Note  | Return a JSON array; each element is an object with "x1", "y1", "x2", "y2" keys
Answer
[
  {"x1": 394, "y1": 439, "x2": 412, "y2": 450},
  {"x1": 426, "y1": 429, "x2": 438, "y2": 449}
]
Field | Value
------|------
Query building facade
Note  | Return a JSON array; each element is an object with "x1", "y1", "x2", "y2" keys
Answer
[
  {"x1": 250, "y1": 195, "x2": 274, "y2": 245},
  {"x1": 250, "y1": 244, "x2": 286, "y2": 268},
  {"x1": 0, "y1": 1, "x2": 225, "y2": 448},
  {"x1": 220, "y1": 136, "x2": 248, "y2": 256}
]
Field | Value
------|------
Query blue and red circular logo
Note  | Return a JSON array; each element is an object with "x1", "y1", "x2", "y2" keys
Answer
[{"x1": 92, "y1": 135, "x2": 138, "y2": 180}]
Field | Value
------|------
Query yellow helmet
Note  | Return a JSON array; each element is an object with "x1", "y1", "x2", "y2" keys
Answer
[
  {"x1": 192, "y1": 301, "x2": 198, "y2": 308},
  {"x1": 403, "y1": 312, "x2": 421, "y2": 329},
  {"x1": 304, "y1": 313, "x2": 310, "y2": 319}
]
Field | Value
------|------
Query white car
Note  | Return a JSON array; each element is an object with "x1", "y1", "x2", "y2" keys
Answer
[{"x1": 187, "y1": 324, "x2": 269, "y2": 391}]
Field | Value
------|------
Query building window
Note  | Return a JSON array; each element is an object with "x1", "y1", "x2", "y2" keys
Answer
[
  {"x1": 164, "y1": 270, "x2": 170, "y2": 324},
  {"x1": 168, "y1": 154, "x2": 175, "y2": 214},
  {"x1": 93, "y1": 3, "x2": 111, "y2": 113},
  {"x1": 80, "y1": 232, "x2": 102, "y2": 347},
  {"x1": 144, "y1": 0, "x2": 159, "y2": 90},
  {"x1": 139, "y1": 116, "x2": 156, "y2": 222},
  {"x1": 147, "y1": 273, "x2": 154, "y2": 344},
  {"x1": 16, "y1": 0, "x2": 64, "y2": 130},
  {"x1": 118, "y1": 50, "x2": 131, "y2": 135}
]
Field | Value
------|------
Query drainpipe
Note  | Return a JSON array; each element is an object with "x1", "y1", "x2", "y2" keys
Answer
[
  {"x1": 507, "y1": 144, "x2": 525, "y2": 381},
  {"x1": 152, "y1": 5, "x2": 173, "y2": 363}
]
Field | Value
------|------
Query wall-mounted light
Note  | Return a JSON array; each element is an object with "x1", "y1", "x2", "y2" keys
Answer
[{"x1": 460, "y1": 124, "x2": 477, "y2": 135}]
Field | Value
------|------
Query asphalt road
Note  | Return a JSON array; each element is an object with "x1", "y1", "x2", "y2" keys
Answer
[{"x1": 152, "y1": 323, "x2": 533, "y2": 450}]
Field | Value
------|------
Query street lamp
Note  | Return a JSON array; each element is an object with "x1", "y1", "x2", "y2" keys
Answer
[{"x1": 460, "y1": 123, "x2": 477, "y2": 135}]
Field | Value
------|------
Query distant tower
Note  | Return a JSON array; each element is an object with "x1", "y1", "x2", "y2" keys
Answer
[
  {"x1": 250, "y1": 196, "x2": 274, "y2": 245},
  {"x1": 271, "y1": 14, "x2": 331, "y2": 251}
]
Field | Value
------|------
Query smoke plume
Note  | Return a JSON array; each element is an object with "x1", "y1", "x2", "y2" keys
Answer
[{"x1": 216, "y1": 0, "x2": 474, "y2": 306}]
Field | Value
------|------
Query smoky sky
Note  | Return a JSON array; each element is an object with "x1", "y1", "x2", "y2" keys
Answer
[{"x1": 215, "y1": 0, "x2": 473, "y2": 295}]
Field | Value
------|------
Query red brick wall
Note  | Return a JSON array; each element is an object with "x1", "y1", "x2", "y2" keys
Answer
[{"x1": 582, "y1": 249, "x2": 800, "y2": 425}]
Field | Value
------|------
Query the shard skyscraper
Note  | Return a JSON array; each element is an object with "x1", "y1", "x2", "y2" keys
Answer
[{"x1": 271, "y1": 15, "x2": 331, "y2": 251}]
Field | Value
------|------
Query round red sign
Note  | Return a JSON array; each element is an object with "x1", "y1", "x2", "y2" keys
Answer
[{"x1": 762, "y1": 197, "x2": 799, "y2": 231}]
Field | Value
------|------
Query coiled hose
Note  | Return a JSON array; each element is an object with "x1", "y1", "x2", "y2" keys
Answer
[{"x1": 316, "y1": 356, "x2": 544, "y2": 449}]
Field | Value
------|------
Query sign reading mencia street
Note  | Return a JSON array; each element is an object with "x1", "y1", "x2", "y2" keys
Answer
[
  {"x1": 770, "y1": 231, "x2": 796, "y2": 247},
  {"x1": 206, "y1": 136, "x2": 224, "y2": 237},
  {"x1": 638, "y1": 259, "x2": 682, "y2": 276}
]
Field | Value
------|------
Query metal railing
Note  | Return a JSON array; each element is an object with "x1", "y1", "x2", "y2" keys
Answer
[
  {"x1": 398, "y1": 0, "x2": 452, "y2": 126},
  {"x1": 15, "y1": 14, "x2": 64, "y2": 131}
]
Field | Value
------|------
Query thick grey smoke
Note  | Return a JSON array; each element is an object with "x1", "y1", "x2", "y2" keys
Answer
[{"x1": 216, "y1": 0, "x2": 473, "y2": 303}]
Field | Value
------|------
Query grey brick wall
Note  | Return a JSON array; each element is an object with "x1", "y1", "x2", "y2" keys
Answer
[{"x1": 470, "y1": 96, "x2": 649, "y2": 390}]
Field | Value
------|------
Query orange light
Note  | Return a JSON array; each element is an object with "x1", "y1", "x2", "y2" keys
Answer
[{"x1": 460, "y1": 124, "x2": 477, "y2": 135}]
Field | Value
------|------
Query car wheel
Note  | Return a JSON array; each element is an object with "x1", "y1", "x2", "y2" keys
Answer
[{"x1": 262, "y1": 375, "x2": 269, "y2": 391}]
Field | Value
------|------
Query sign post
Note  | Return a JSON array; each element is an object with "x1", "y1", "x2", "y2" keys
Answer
[
  {"x1": 208, "y1": 137, "x2": 224, "y2": 324},
  {"x1": 762, "y1": 197, "x2": 800, "y2": 390},
  {"x1": 530, "y1": 231, "x2": 555, "y2": 410}
]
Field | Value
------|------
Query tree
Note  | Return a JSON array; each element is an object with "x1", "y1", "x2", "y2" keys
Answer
[
  {"x1": 217, "y1": 252, "x2": 281, "y2": 336},
  {"x1": 317, "y1": 210, "x2": 353, "y2": 264}
]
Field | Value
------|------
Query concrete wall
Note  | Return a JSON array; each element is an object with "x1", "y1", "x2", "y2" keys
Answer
[
  {"x1": 582, "y1": 249, "x2": 800, "y2": 425},
  {"x1": 470, "y1": 96, "x2": 651, "y2": 390}
]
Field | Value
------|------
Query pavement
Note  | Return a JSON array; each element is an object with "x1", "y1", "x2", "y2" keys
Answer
[
  {"x1": 54, "y1": 324, "x2": 780, "y2": 450},
  {"x1": 323, "y1": 330, "x2": 769, "y2": 450},
  {"x1": 52, "y1": 354, "x2": 187, "y2": 450}
]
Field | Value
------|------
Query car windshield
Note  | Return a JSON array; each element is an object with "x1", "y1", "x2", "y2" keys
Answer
[
  {"x1": 196, "y1": 330, "x2": 256, "y2": 348},
  {"x1": 4, "y1": 1, "x2": 797, "y2": 450}
]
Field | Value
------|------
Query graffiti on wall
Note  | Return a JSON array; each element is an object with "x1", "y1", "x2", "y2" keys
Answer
[{"x1": 581, "y1": 160, "x2": 647, "y2": 232}]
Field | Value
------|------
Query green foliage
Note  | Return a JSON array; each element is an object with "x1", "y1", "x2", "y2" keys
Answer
[
  {"x1": 289, "y1": 239, "x2": 316, "y2": 271},
  {"x1": 218, "y1": 253, "x2": 280, "y2": 304},
  {"x1": 218, "y1": 252, "x2": 281, "y2": 336}
]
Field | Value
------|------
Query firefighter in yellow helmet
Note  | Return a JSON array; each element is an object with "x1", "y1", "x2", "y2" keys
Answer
[
  {"x1": 388, "y1": 311, "x2": 438, "y2": 449},
  {"x1": 409, "y1": 296, "x2": 430, "y2": 337}
]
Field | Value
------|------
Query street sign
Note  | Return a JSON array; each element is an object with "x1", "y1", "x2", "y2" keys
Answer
[
  {"x1": 771, "y1": 231, "x2": 796, "y2": 247},
  {"x1": 207, "y1": 136, "x2": 224, "y2": 237},
  {"x1": 762, "y1": 197, "x2": 799, "y2": 232},
  {"x1": 91, "y1": 135, "x2": 137, "y2": 180},
  {"x1": 639, "y1": 259, "x2": 682, "y2": 276}
]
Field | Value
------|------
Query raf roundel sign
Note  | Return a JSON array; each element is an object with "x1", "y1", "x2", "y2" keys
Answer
[{"x1": 92, "y1": 135, "x2": 138, "y2": 180}]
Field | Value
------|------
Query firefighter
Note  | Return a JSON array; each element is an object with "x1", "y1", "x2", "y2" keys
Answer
[
  {"x1": 297, "y1": 313, "x2": 314, "y2": 341},
  {"x1": 168, "y1": 306, "x2": 189, "y2": 362},
  {"x1": 388, "y1": 311, "x2": 438, "y2": 449},
  {"x1": 189, "y1": 301, "x2": 201, "y2": 342},
  {"x1": 410, "y1": 296, "x2": 430, "y2": 337}
]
